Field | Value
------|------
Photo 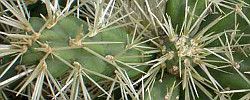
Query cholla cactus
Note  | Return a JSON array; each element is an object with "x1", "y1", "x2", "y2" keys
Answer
[
  {"x1": 126, "y1": 0, "x2": 250, "y2": 99},
  {"x1": 0, "y1": 0, "x2": 151, "y2": 99},
  {"x1": 0, "y1": 0, "x2": 250, "y2": 100}
]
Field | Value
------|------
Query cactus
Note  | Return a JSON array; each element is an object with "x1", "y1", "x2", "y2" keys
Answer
[
  {"x1": 0, "y1": 0, "x2": 250, "y2": 100},
  {"x1": 131, "y1": 0, "x2": 250, "y2": 99},
  {"x1": 0, "y1": 0, "x2": 151, "y2": 99}
]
